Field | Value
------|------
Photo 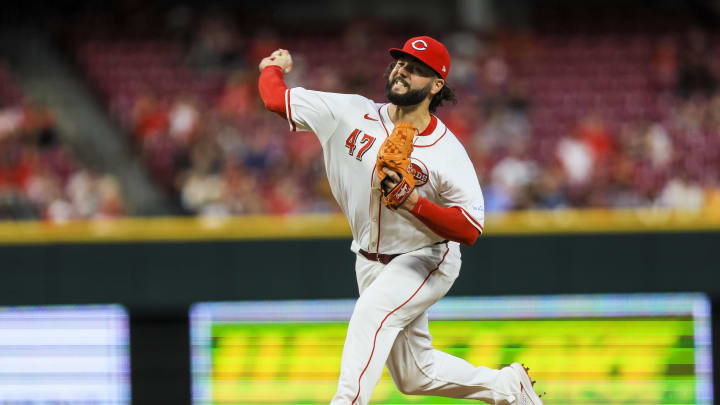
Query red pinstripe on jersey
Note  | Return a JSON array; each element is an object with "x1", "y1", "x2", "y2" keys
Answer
[
  {"x1": 375, "y1": 192, "x2": 383, "y2": 254},
  {"x1": 351, "y1": 242, "x2": 450, "y2": 404},
  {"x1": 285, "y1": 89, "x2": 296, "y2": 132},
  {"x1": 377, "y1": 103, "x2": 390, "y2": 137},
  {"x1": 368, "y1": 161, "x2": 383, "y2": 254},
  {"x1": 373, "y1": 104, "x2": 391, "y2": 253},
  {"x1": 453, "y1": 205, "x2": 484, "y2": 233},
  {"x1": 414, "y1": 127, "x2": 447, "y2": 148}
]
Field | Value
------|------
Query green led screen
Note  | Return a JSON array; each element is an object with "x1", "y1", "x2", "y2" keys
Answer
[{"x1": 191, "y1": 294, "x2": 713, "y2": 404}]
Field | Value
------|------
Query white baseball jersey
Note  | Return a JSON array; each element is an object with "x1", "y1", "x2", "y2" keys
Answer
[
  {"x1": 278, "y1": 86, "x2": 538, "y2": 405},
  {"x1": 284, "y1": 88, "x2": 485, "y2": 255}
]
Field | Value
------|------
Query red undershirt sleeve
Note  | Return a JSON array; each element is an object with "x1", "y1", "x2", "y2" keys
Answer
[
  {"x1": 258, "y1": 66, "x2": 288, "y2": 118},
  {"x1": 410, "y1": 196, "x2": 480, "y2": 246}
]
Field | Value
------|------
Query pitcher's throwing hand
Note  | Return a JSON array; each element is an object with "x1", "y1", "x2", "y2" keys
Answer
[{"x1": 258, "y1": 48, "x2": 293, "y2": 74}]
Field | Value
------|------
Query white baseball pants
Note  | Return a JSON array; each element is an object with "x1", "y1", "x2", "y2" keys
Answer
[{"x1": 330, "y1": 242, "x2": 521, "y2": 405}]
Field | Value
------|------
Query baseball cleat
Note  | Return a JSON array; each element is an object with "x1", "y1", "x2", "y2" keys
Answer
[{"x1": 510, "y1": 362, "x2": 544, "y2": 405}]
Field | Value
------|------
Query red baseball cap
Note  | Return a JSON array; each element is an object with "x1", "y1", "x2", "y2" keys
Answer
[{"x1": 389, "y1": 36, "x2": 451, "y2": 80}]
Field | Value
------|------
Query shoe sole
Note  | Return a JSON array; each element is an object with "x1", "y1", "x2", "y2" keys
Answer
[{"x1": 510, "y1": 362, "x2": 544, "y2": 405}]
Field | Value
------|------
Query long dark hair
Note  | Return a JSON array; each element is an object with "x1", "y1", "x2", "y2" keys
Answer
[{"x1": 384, "y1": 61, "x2": 457, "y2": 113}]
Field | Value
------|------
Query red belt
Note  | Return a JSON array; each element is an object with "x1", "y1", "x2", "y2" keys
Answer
[{"x1": 359, "y1": 249, "x2": 401, "y2": 265}]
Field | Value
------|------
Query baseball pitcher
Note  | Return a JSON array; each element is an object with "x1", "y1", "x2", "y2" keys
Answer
[{"x1": 258, "y1": 35, "x2": 543, "y2": 405}]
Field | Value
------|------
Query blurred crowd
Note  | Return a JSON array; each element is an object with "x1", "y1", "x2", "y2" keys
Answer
[
  {"x1": 111, "y1": 13, "x2": 720, "y2": 217},
  {"x1": 5, "y1": 6, "x2": 720, "y2": 220},
  {"x1": 0, "y1": 63, "x2": 125, "y2": 221},
  {"x1": 469, "y1": 28, "x2": 720, "y2": 213}
]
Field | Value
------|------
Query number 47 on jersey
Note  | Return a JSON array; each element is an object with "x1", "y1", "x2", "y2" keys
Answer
[{"x1": 345, "y1": 129, "x2": 376, "y2": 161}]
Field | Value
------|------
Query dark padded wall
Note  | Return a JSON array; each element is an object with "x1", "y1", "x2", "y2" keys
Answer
[{"x1": 1, "y1": 232, "x2": 718, "y2": 308}]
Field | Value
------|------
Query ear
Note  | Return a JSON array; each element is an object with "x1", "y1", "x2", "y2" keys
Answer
[{"x1": 430, "y1": 79, "x2": 445, "y2": 96}]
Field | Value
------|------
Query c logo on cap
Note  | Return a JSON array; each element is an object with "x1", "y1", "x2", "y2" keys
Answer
[{"x1": 411, "y1": 39, "x2": 428, "y2": 51}]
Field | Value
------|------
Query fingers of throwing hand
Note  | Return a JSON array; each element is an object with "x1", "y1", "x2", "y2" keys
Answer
[
  {"x1": 381, "y1": 167, "x2": 400, "y2": 183},
  {"x1": 273, "y1": 49, "x2": 293, "y2": 73},
  {"x1": 259, "y1": 49, "x2": 293, "y2": 73},
  {"x1": 380, "y1": 168, "x2": 401, "y2": 195}
]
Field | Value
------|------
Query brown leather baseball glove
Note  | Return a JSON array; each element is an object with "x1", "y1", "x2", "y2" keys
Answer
[{"x1": 376, "y1": 122, "x2": 417, "y2": 209}]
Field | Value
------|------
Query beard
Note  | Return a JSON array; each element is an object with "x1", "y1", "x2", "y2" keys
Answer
[{"x1": 385, "y1": 78, "x2": 433, "y2": 107}]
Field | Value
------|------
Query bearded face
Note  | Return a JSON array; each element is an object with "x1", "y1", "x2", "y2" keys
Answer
[{"x1": 385, "y1": 76, "x2": 434, "y2": 107}]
